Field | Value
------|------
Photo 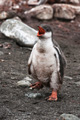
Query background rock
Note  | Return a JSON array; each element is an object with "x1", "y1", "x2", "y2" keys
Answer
[
  {"x1": 53, "y1": 4, "x2": 80, "y2": 20},
  {"x1": 25, "y1": 4, "x2": 80, "y2": 20},
  {"x1": 0, "y1": 17, "x2": 38, "y2": 47},
  {"x1": 24, "y1": 5, "x2": 53, "y2": 20}
]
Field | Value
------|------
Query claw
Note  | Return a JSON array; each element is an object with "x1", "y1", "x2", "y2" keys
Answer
[
  {"x1": 30, "y1": 82, "x2": 43, "y2": 89},
  {"x1": 48, "y1": 91, "x2": 57, "y2": 101}
]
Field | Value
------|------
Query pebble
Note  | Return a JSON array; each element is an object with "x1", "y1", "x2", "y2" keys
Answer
[
  {"x1": 64, "y1": 76, "x2": 73, "y2": 80},
  {"x1": 74, "y1": 81, "x2": 80, "y2": 86},
  {"x1": 12, "y1": 5, "x2": 20, "y2": 10},
  {"x1": 25, "y1": 92, "x2": 42, "y2": 98},
  {"x1": 0, "y1": 11, "x2": 8, "y2": 20},
  {"x1": 0, "y1": 51, "x2": 4, "y2": 55},
  {"x1": 17, "y1": 76, "x2": 32, "y2": 87}
]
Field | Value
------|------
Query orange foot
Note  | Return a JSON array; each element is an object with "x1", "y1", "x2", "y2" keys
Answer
[
  {"x1": 48, "y1": 91, "x2": 57, "y2": 101},
  {"x1": 30, "y1": 82, "x2": 43, "y2": 89}
]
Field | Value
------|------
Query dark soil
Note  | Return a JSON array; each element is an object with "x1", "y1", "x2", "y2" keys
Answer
[{"x1": 0, "y1": 11, "x2": 80, "y2": 120}]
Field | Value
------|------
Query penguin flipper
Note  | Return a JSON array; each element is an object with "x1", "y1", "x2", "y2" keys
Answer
[{"x1": 28, "y1": 51, "x2": 33, "y2": 75}]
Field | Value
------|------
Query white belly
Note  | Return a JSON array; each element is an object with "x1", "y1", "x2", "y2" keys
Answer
[{"x1": 31, "y1": 46, "x2": 57, "y2": 83}]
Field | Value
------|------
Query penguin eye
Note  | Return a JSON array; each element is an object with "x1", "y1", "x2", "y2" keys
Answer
[
  {"x1": 42, "y1": 25, "x2": 51, "y2": 32},
  {"x1": 46, "y1": 28, "x2": 50, "y2": 32},
  {"x1": 45, "y1": 27, "x2": 51, "y2": 32}
]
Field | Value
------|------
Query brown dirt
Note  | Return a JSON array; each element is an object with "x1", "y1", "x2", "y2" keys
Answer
[{"x1": 0, "y1": 10, "x2": 80, "y2": 120}]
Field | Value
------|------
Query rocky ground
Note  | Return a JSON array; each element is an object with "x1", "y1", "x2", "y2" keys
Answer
[{"x1": 0, "y1": 9, "x2": 80, "y2": 120}]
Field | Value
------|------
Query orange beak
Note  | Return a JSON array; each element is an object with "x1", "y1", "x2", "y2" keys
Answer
[{"x1": 37, "y1": 26, "x2": 45, "y2": 37}]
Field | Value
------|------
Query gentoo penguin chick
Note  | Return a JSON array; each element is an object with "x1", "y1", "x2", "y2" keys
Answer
[{"x1": 28, "y1": 24, "x2": 66, "y2": 101}]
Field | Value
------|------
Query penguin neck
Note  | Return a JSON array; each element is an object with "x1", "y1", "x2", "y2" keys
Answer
[{"x1": 37, "y1": 37, "x2": 54, "y2": 53}]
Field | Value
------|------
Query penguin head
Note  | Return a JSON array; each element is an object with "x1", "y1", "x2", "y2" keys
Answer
[{"x1": 37, "y1": 24, "x2": 53, "y2": 39}]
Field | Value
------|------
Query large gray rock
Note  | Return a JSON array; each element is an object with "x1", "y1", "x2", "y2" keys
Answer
[
  {"x1": 0, "y1": 17, "x2": 38, "y2": 47},
  {"x1": 58, "y1": 114, "x2": 80, "y2": 120},
  {"x1": 53, "y1": 4, "x2": 80, "y2": 20},
  {"x1": 24, "y1": 5, "x2": 53, "y2": 20}
]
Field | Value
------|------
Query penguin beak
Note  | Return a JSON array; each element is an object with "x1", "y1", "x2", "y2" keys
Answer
[{"x1": 37, "y1": 26, "x2": 45, "y2": 37}]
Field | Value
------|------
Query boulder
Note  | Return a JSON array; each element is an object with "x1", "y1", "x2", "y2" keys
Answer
[
  {"x1": 24, "y1": 5, "x2": 53, "y2": 20},
  {"x1": 74, "y1": 81, "x2": 80, "y2": 86},
  {"x1": 0, "y1": 51, "x2": 4, "y2": 56},
  {"x1": 0, "y1": 17, "x2": 38, "y2": 47},
  {"x1": 53, "y1": 4, "x2": 80, "y2": 20},
  {"x1": 58, "y1": 113, "x2": 80, "y2": 120}
]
